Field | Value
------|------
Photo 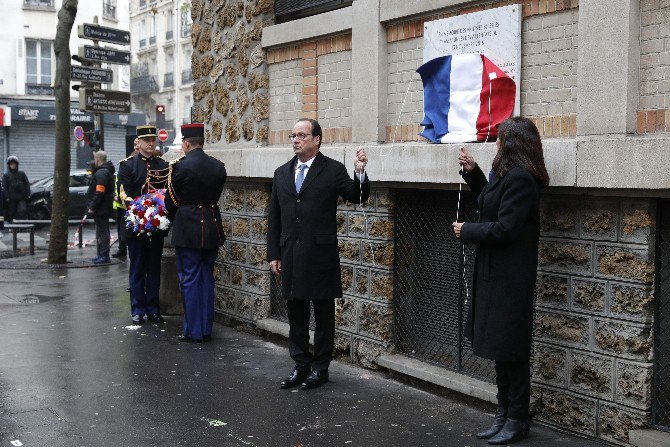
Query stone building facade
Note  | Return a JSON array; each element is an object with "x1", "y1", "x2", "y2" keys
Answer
[{"x1": 191, "y1": 0, "x2": 670, "y2": 445}]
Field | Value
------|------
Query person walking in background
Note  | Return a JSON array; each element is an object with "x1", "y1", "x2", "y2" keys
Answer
[
  {"x1": 452, "y1": 117, "x2": 549, "y2": 445},
  {"x1": 86, "y1": 151, "x2": 115, "y2": 265},
  {"x1": 2, "y1": 156, "x2": 30, "y2": 222},
  {"x1": 0, "y1": 175, "x2": 4, "y2": 238},
  {"x1": 112, "y1": 135, "x2": 139, "y2": 259},
  {"x1": 267, "y1": 118, "x2": 369, "y2": 390},
  {"x1": 165, "y1": 123, "x2": 227, "y2": 343},
  {"x1": 118, "y1": 126, "x2": 168, "y2": 325}
]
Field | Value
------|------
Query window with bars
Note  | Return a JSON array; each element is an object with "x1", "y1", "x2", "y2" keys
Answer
[
  {"x1": 103, "y1": 0, "x2": 116, "y2": 19},
  {"x1": 25, "y1": 39, "x2": 53, "y2": 86}
]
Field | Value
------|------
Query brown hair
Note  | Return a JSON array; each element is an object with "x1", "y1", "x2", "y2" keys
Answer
[{"x1": 492, "y1": 117, "x2": 550, "y2": 187}]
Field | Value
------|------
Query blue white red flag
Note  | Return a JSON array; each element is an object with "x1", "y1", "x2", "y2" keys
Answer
[{"x1": 417, "y1": 54, "x2": 516, "y2": 143}]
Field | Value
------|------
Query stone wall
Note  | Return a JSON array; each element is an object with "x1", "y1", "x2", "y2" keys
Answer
[
  {"x1": 384, "y1": 0, "x2": 579, "y2": 141},
  {"x1": 637, "y1": 0, "x2": 670, "y2": 134},
  {"x1": 190, "y1": 0, "x2": 273, "y2": 146},
  {"x1": 532, "y1": 195, "x2": 655, "y2": 445}
]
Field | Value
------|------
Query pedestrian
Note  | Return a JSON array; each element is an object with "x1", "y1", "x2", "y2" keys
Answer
[
  {"x1": 112, "y1": 135, "x2": 139, "y2": 259},
  {"x1": 86, "y1": 151, "x2": 115, "y2": 264},
  {"x1": 165, "y1": 123, "x2": 227, "y2": 343},
  {"x1": 452, "y1": 117, "x2": 549, "y2": 445},
  {"x1": 267, "y1": 118, "x2": 369, "y2": 390},
  {"x1": 2, "y1": 156, "x2": 30, "y2": 222},
  {"x1": 0, "y1": 175, "x2": 4, "y2": 238},
  {"x1": 118, "y1": 125, "x2": 168, "y2": 325}
]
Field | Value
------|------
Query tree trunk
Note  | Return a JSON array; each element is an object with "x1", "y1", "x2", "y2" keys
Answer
[{"x1": 47, "y1": 0, "x2": 78, "y2": 264}]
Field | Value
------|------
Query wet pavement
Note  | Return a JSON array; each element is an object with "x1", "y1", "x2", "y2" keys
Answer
[{"x1": 0, "y1": 249, "x2": 605, "y2": 447}]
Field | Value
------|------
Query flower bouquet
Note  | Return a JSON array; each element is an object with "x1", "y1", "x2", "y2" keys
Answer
[{"x1": 125, "y1": 189, "x2": 170, "y2": 236}]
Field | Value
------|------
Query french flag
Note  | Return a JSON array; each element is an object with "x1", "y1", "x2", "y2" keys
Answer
[{"x1": 417, "y1": 54, "x2": 516, "y2": 143}]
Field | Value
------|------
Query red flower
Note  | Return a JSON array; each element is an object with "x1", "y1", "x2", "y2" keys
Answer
[{"x1": 151, "y1": 218, "x2": 160, "y2": 227}]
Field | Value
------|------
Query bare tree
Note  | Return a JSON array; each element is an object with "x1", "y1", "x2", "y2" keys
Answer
[{"x1": 48, "y1": 0, "x2": 78, "y2": 264}]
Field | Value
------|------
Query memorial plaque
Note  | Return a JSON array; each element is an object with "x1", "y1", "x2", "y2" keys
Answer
[{"x1": 423, "y1": 4, "x2": 522, "y2": 114}]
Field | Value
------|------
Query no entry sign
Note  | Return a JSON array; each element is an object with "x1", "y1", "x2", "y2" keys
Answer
[
  {"x1": 74, "y1": 125, "x2": 85, "y2": 141},
  {"x1": 158, "y1": 128, "x2": 169, "y2": 142}
]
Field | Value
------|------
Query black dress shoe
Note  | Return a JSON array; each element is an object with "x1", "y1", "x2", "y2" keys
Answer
[
  {"x1": 179, "y1": 335, "x2": 203, "y2": 343},
  {"x1": 147, "y1": 313, "x2": 165, "y2": 323},
  {"x1": 111, "y1": 250, "x2": 127, "y2": 258},
  {"x1": 131, "y1": 315, "x2": 144, "y2": 325},
  {"x1": 203, "y1": 335, "x2": 212, "y2": 342},
  {"x1": 301, "y1": 370, "x2": 329, "y2": 390},
  {"x1": 476, "y1": 407, "x2": 507, "y2": 439},
  {"x1": 488, "y1": 418, "x2": 531, "y2": 445},
  {"x1": 280, "y1": 369, "x2": 309, "y2": 389}
]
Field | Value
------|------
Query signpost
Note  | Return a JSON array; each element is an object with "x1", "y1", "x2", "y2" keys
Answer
[
  {"x1": 78, "y1": 23, "x2": 131, "y2": 45},
  {"x1": 71, "y1": 66, "x2": 113, "y2": 83},
  {"x1": 158, "y1": 129, "x2": 169, "y2": 142},
  {"x1": 79, "y1": 89, "x2": 132, "y2": 114},
  {"x1": 79, "y1": 45, "x2": 130, "y2": 65}
]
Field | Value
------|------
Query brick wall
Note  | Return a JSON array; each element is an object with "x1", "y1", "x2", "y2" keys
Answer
[
  {"x1": 317, "y1": 51, "x2": 353, "y2": 135},
  {"x1": 269, "y1": 59, "x2": 303, "y2": 135},
  {"x1": 384, "y1": 0, "x2": 579, "y2": 140},
  {"x1": 637, "y1": 0, "x2": 670, "y2": 134},
  {"x1": 532, "y1": 196, "x2": 655, "y2": 445}
]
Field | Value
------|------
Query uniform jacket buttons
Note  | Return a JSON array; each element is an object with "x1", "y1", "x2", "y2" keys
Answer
[{"x1": 200, "y1": 220, "x2": 204, "y2": 223}]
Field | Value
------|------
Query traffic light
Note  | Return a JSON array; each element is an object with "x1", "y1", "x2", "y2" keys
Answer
[{"x1": 155, "y1": 104, "x2": 166, "y2": 130}]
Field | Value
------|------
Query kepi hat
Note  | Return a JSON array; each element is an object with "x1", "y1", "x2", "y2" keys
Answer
[
  {"x1": 181, "y1": 123, "x2": 205, "y2": 140},
  {"x1": 136, "y1": 125, "x2": 157, "y2": 138}
]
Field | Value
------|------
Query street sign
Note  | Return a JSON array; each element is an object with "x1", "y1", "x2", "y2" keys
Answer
[
  {"x1": 79, "y1": 88, "x2": 131, "y2": 114},
  {"x1": 71, "y1": 65, "x2": 114, "y2": 83},
  {"x1": 74, "y1": 125, "x2": 85, "y2": 141},
  {"x1": 79, "y1": 45, "x2": 130, "y2": 65},
  {"x1": 78, "y1": 23, "x2": 131, "y2": 45},
  {"x1": 158, "y1": 129, "x2": 169, "y2": 142}
]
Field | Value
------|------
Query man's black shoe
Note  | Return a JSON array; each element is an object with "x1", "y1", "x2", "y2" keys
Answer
[
  {"x1": 111, "y1": 250, "x2": 127, "y2": 258},
  {"x1": 147, "y1": 313, "x2": 165, "y2": 323},
  {"x1": 280, "y1": 369, "x2": 309, "y2": 389},
  {"x1": 301, "y1": 370, "x2": 329, "y2": 390},
  {"x1": 476, "y1": 407, "x2": 507, "y2": 439},
  {"x1": 131, "y1": 315, "x2": 144, "y2": 325},
  {"x1": 203, "y1": 334, "x2": 212, "y2": 342},
  {"x1": 487, "y1": 418, "x2": 531, "y2": 445},
  {"x1": 179, "y1": 336, "x2": 203, "y2": 343}
]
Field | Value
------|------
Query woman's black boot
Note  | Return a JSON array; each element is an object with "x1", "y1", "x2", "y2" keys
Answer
[
  {"x1": 476, "y1": 407, "x2": 507, "y2": 439},
  {"x1": 488, "y1": 418, "x2": 531, "y2": 445}
]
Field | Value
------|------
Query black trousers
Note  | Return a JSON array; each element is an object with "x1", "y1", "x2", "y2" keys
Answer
[
  {"x1": 495, "y1": 359, "x2": 531, "y2": 421},
  {"x1": 116, "y1": 208, "x2": 127, "y2": 247},
  {"x1": 94, "y1": 216, "x2": 110, "y2": 259},
  {"x1": 287, "y1": 299, "x2": 335, "y2": 372}
]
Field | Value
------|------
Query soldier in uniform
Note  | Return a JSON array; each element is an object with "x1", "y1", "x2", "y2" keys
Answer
[
  {"x1": 165, "y1": 123, "x2": 227, "y2": 343},
  {"x1": 118, "y1": 125, "x2": 169, "y2": 325},
  {"x1": 112, "y1": 135, "x2": 139, "y2": 259}
]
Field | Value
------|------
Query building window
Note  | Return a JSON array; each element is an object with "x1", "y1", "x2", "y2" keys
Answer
[
  {"x1": 139, "y1": 19, "x2": 146, "y2": 48},
  {"x1": 165, "y1": 10, "x2": 173, "y2": 40},
  {"x1": 103, "y1": 0, "x2": 116, "y2": 19},
  {"x1": 180, "y1": 8, "x2": 192, "y2": 38},
  {"x1": 183, "y1": 96, "x2": 191, "y2": 124},
  {"x1": 23, "y1": 0, "x2": 54, "y2": 8},
  {"x1": 26, "y1": 39, "x2": 53, "y2": 86},
  {"x1": 139, "y1": 0, "x2": 146, "y2": 9},
  {"x1": 149, "y1": 15, "x2": 156, "y2": 45}
]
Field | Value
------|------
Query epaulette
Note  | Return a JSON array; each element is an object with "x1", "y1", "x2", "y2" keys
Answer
[
  {"x1": 169, "y1": 154, "x2": 185, "y2": 165},
  {"x1": 119, "y1": 155, "x2": 133, "y2": 164}
]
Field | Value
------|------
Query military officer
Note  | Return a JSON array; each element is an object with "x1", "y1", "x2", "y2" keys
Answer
[
  {"x1": 118, "y1": 125, "x2": 169, "y2": 325},
  {"x1": 165, "y1": 123, "x2": 227, "y2": 343}
]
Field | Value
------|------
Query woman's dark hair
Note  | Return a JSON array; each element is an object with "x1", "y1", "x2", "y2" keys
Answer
[
  {"x1": 492, "y1": 117, "x2": 550, "y2": 187},
  {"x1": 298, "y1": 118, "x2": 322, "y2": 148}
]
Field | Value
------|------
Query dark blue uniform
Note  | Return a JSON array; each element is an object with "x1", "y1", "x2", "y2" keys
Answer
[
  {"x1": 118, "y1": 152, "x2": 169, "y2": 320},
  {"x1": 165, "y1": 146, "x2": 227, "y2": 341}
]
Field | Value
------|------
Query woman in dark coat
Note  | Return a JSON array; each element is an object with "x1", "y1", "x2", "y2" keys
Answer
[{"x1": 452, "y1": 117, "x2": 549, "y2": 445}]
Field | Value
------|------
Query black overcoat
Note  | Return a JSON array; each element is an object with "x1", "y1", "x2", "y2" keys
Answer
[
  {"x1": 164, "y1": 148, "x2": 227, "y2": 249},
  {"x1": 460, "y1": 164, "x2": 541, "y2": 362},
  {"x1": 267, "y1": 152, "x2": 370, "y2": 300},
  {"x1": 86, "y1": 161, "x2": 115, "y2": 218}
]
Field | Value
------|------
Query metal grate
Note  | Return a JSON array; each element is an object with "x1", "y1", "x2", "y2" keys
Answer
[
  {"x1": 653, "y1": 199, "x2": 670, "y2": 431},
  {"x1": 275, "y1": 0, "x2": 353, "y2": 23},
  {"x1": 394, "y1": 189, "x2": 495, "y2": 382}
]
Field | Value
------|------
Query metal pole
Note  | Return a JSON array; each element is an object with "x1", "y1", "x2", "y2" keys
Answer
[{"x1": 78, "y1": 222, "x2": 83, "y2": 248}]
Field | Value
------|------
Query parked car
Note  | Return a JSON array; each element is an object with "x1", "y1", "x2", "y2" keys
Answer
[{"x1": 28, "y1": 170, "x2": 93, "y2": 220}]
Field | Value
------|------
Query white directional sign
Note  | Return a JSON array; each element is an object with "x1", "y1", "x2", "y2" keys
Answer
[{"x1": 79, "y1": 88, "x2": 131, "y2": 114}]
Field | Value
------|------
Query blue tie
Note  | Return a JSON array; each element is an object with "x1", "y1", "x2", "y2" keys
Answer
[{"x1": 295, "y1": 163, "x2": 307, "y2": 194}]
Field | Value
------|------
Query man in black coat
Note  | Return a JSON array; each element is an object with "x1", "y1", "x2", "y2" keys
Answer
[
  {"x1": 268, "y1": 118, "x2": 369, "y2": 390},
  {"x1": 2, "y1": 156, "x2": 30, "y2": 222},
  {"x1": 165, "y1": 123, "x2": 227, "y2": 343},
  {"x1": 86, "y1": 151, "x2": 115, "y2": 264},
  {"x1": 118, "y1": 125, "x2": 169, "y2": 325}
]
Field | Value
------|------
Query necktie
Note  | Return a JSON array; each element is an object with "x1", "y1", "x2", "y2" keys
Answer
[{"x1": 295, "y1": 163, "x2": 307, "y2": 194}]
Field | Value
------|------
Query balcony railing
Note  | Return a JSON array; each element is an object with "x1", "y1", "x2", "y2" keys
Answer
[
  {"x1": 164, "y1": 72, "x2": 174, "y2": 88},
  {"x1": 25, "y1": 83, "x2": 54, "y2": 96},
  {"x1": 165, "y1": 30, "x2": 173, "y2": 41},
  {"x1": 181, "y1": 69, "x2": 192, "y2": 84},
  {"x1": 181, "y1": 23, "x2": 191, "y2": 38},
  {"x1": 139, "y1": 38, "x2": 146, "y2": 48},
  {"x1": 103, "y1": 1, "x2": 116, "y2": 19},
  {"x1": 149, "y1": 36, "x2": 156, "y2": 46},
  {"x1": 23, "y1": 0, "x2": 54, "y2": 8},
  {"x1": 130, "y1": 75, "x2": 159, "y2": 94},
  {"x1": 139, "y1": 0, "x2": 146, "y2": 8}
]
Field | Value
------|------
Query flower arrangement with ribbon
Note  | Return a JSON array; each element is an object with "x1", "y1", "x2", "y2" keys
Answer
[{"x1": 125, "y1": 189, "x2": 170, "y2": 236}]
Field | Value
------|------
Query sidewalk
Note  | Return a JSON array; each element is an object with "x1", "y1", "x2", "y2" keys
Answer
[{"x1": 0, "y1": 254, "x2": 605, "y2": 447}]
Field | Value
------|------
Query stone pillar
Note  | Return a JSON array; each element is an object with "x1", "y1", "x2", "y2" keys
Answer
[
  {"x1": 577, "y1": 0, "x2": 640, "y2": 135},
  {"x1": 351, "y1": 0, "x2": 387, "y2": 143}
]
